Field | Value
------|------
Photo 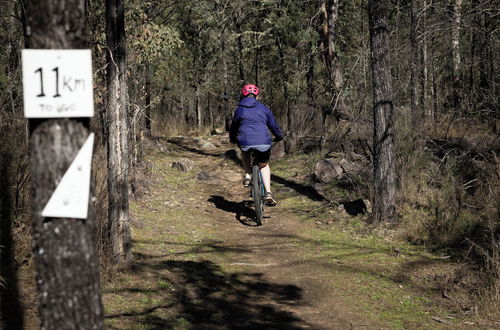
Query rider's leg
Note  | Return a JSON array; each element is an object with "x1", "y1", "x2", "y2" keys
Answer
[
  {"x1": 259, "y1": 162, "x2": 277, "y2": 206},
  {"x1": 259, "y1": 162, "x2": 271, "y2": 193},
  {"x1": 241, "y1": 151, "x2": 252, "y2": 177}
]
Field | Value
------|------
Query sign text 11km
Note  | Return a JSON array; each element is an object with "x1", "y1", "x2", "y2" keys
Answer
[{"x1": 22, "y1": 49, "x2": 93, "y2": 118}]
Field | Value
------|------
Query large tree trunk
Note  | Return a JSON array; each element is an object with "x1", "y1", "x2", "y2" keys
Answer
[
  {"x1": 368, "y1": 0, "x2": 397, "y2": 223},
  {"x1": 106, "y1": 0, "x2": 132, "y2": 264},
  {"x1": 24, "y1": 0, "x2": 104, "y2": 328}
]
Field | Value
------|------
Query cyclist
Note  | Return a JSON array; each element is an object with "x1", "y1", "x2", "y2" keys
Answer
[{"x1": 229, "y1": 84, "x2": 284, "y2": 206}]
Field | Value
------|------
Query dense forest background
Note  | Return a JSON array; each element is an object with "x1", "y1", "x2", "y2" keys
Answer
[{"x1": 0, "y1": 0, "x2": 498, "y2": 326}]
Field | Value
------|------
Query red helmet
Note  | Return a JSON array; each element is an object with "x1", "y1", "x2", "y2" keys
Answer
[{"x1": 241, "y1": 84, "x2": 259, "y2": 96}]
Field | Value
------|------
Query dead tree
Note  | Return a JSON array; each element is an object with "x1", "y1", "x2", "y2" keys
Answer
[
  {"x1": 368, "y1": 0, "x2": 397, "y2": 223},
  {"x1": 24, "y1": 0, "x2": 104, "y2": 328},
  {"x1": 106, "y1": 0, "x2": 133, "y2": 264}
]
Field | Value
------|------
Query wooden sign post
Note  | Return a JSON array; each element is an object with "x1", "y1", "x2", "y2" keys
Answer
[{"x1": 23, "y1": 1, "x2": 104, "y2": 329}]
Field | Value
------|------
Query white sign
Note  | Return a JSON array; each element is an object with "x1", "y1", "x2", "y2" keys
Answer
[
  {"x1": 42, "y1": 133, "x2": 94, "y2": 219},
  {"x1": 22, "y1": 49, "x2": 94, "y2": 118}
]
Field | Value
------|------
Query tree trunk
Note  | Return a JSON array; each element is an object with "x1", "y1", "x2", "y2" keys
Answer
[
  {"x1": 234, "y1": 19, "x2": 245, "y2": 83},
  {"x1": 306, "y1": 41, "x2": 315, "y2": 102},
  {"x1": 106, "y1": 0, "x2": 132, "y2": 264},
  {"x1": 195, "y1": 84, "x2": 202, "y2": 130},
  {"x1": 368, "y1": 0, "x2": 397, "y2": 223},
  {"x1": 222, "y1": 30, "x2": 231, "y2": 131},
  {"x1": 410, "y1": 0, "x2": 422, "y2": 134},
  {"x1": 420, "y1": 0, "x2": 428, "y2": 116},
  {"x1": 145, "y1": 61, "x2": 152, "y2": 136},
  {"x1": 24, "y1": 0, "x2": 104, "y2": 328},
  {"x1": 276, "y1": 37, "x2": 292, "y2": 131},
  {"x1": 320, "y1": 0, "x2": 342, "y2": 89},
  {"x1": 451, "y1": 0, "x2": 463, "y2": 112}
]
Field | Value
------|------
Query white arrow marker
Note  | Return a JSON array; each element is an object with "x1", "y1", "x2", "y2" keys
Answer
[{"x1": 42, "y1": 133, "x2": 94, "y2": 219}]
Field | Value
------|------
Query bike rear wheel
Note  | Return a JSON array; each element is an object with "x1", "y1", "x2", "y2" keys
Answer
[{"x1": 252, "y1": 164, "x2": 264, "y2": 226}]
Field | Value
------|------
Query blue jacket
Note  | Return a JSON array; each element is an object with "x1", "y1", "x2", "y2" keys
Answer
[{"x1": 229, "y1": 97, "x2": 284, "y2": 147}]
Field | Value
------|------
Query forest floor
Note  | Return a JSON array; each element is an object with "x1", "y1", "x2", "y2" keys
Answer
[{"x1": 102, "y1": 134, "x2": 491, "y2": 329}]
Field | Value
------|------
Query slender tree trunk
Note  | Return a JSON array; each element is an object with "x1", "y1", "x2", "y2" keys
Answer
[
  {"x1": 222, "y1": 30, "x2": 231, "y2": 131},
  {"x1": 410, "y1": 0, "x2": 422, "y2": 134},
  {"x1": 24, "y1": 0, "x2": 104, "y2": 328},
  {"x1": 254, "y1": 33, "x2": 260, "y2": 85},
  {"x1": 306, "y1": 41, "x2": 314, "y2": 102},
  {"x1": 368, "y1": 0, "x2": 397, "y2": 223},
  {"x1": 195, "y1": 84, "x2": 202, "y2": 130},
  {"x1": 106, "y1": 0, "x2": 132, "y2": 264},
  {"x1": 451, "y1": 0, "x2": 463, "y2": 112},
  {"x1": 234, "y1": 19, "x2": 245, "y2": 83},
  {"x1": 320, "y1": 0, "x2": 342, "y2": 89},
  {"x1": 145, "y1": 61, "x2": 152, "y2": 136},
  {"x1": 420, "y1": 0, "x2": 428, "y2": 116},
  {"x1": 276, "y1": 36, "x2": 291, "y2": 131}
]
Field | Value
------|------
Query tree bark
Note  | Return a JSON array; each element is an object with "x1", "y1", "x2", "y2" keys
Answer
[
  {"x1": 420, "y1": 0, "x2": 428, "y2": 116},
  {"x1": 24, "y1": 0, "x2": 104, "y2": 328},
  {"x1": 320, "y1": 0, "x2": 342, "y2": 89},
  {"x1": 234, "y1": 18, "x2": 245, "y2": 83},
  {"x1": 368, "y1": 0, "x2": 397, "y2": 223},
  {"x1": 145, "y1": 61, "x2": 152, "y2": 136},
  {"x1": 451, "y1": 0, "x2": 463, "y2": 112},
  {"x1": 410, "y1": 0, "x2": 423, "y2": 139},
  {"x1": 106, "y1": 0, "x2": 132, "y2": 264}
]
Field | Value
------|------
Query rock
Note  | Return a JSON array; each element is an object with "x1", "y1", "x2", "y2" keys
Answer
[
  {"x1": 169, "y1": 136, "x2": 191, "y2": 144},
  {"x1": 172, "y1": 158, "x2": 195, "y2": 172},
  {"x1": 298, "y1": 136, "x2": 322, "y2": 154},
  {"x1": 211, "y1": 128, "x2": 224, "y2": 135},
  {"x1": 196, "y1": 171, "x2": 220, "y2": 183},
  {"x1": 342, "y1": 199, "x2": 368, "y2": 216},
  {"x1": 363, "y1": 199, "x2": 372, "y2": 213},
  {"x1": 314, "y1": 156, "x2": 367, "y2": 184},
  {"x1": 199, "y1": 141, "x2": 216, "y2": 150},
  {"x1": 222, "y1": 171, "x2": 242, "y2": 183},
  {"x1": 314, "y1": 158, "x2": 344, "y2": 183},
  {"x1": 221, "y1": 149, "x2": 239, "y2": 161},
  {"x1": 346, "y1": 151, "x2": 365, "y2": 162},
  {"x1": 339, "y1": 158, "x2": 365, "y2": 175}
]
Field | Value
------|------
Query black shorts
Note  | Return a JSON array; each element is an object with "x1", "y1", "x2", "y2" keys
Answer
[{"x1": 242, "y1": 148, "x2": 271, "y2": 164}]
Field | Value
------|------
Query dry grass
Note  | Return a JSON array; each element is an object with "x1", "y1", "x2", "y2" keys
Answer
[{"x1": 394, "y1": 112, "x2": 500, "y2": 322}]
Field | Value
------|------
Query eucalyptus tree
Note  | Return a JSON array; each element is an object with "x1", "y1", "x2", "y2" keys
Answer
[
  {"x1": 106, "y1": 0, "x2": 132, "y2": 264},
  {"x1": 23, "y1": 0, "x2": 104, "y2": 328},
  {"x1": 368, "y1": 0, "x2": 397, "y2": 223}
]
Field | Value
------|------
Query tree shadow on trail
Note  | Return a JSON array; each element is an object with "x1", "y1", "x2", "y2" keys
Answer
[
  {"x1": 208, "y1": 195, "x2": 262, "y2": 227},
  {"x1": 271, "y1": 174, "x2": 327, "y2": 202},
  {"x1": 107, "y1": 259, "x2": 306, "y2": 329}
]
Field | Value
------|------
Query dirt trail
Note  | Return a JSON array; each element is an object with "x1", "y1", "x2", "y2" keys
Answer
[{"x1": 103, "y1": 135, "x2": 473, "y2": 329}]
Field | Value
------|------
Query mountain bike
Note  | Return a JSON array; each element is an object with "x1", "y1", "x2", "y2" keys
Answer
[{"x1": 250, "y1": 152, "x2": 266, "y2": 226}]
